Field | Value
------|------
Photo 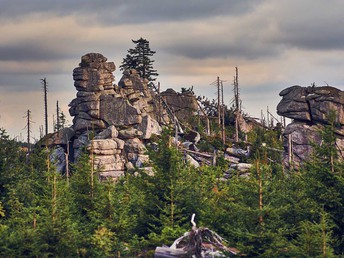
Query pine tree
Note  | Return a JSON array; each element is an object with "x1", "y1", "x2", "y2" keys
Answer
[{"x1": 120, "y1": 37, "x2": 158, "y2": 81}]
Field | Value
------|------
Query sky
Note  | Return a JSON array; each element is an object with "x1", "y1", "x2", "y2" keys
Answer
[{"x1": 1, "y1": 0, "x2": 344, "y2": 140}]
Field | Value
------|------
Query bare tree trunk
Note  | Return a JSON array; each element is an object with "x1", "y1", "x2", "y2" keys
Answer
[
  {"x1": 221, "y1": 81, "x2": 225, "y2": 144},
  {"x1": 257, "y1": 160, "x2": 263, "y2": 225},
  {"x1": 41, "y1": 78, "x2": 48, "y2": 136},
  {"x1": 196, "y1": 101, "x2": 210, "y2": 135},
  {"x1": 65, "y1": 137, "x2": 70, "y2": 185},
  {"x1": 52, "y1": 174, "x2": 57, "y2": 222},
  {"x1": 288, "y1": 133, "x2": 293, "y2": 170},
  {"x1": 90, "y1": 139, "x2": 94, "y2": 199},
  {"x1": 24, "y1": 110, "x2": 32, "y2": 152},
  {"x1": 217, "y1": 76, "x2": 221, "y2": 127}
]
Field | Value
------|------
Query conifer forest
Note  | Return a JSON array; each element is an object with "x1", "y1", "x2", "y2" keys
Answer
[{"x1": 1, "y1": 110, "x2": 344, "y2": 257}]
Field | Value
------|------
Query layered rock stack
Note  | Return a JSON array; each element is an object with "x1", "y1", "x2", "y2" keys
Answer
[
  {"x1": 68, "y1": 53, "x2": 163, "y2": 178},
  {"x1": 277, "y1": 85, "x2": 344, "y2": 169},
  {"x1": 42, "y1": 53, "x2": 205, "y2": 179}
]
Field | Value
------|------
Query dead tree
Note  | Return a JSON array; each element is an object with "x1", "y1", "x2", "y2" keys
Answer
[
  {"x1": 23, "y1": 110, "x2": 34, "y2": 152},
  {"x1": 211, "y1": 77, "x2": 226, "y2": 142},
  {"x1": 41, "y1": 78, "x2": 48, "y2": 136},
  {"x1": 56, "y1": 100, "x2": 60, "y2": 131},
  {"x1": 217, "y1": 76, "x2": 221, "y2": 126},
  {"x1": 196, "y1": 101, "x2": 210, "y2": 135},
  {"x1": 221, "y1": 81, "x2": 226, "y2": 144},
  {"x1": 233, "y1": 67, "x2": 240, "y2": 142}
]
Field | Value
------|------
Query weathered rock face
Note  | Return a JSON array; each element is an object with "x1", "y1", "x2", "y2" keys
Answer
[
  {"x1": 118, "y1": 69, "x2": 169, "y2": 124},
  {"x1": 277, "y1": 85, "x2": 344, "y2": 125},
  {"x1": 161, "y1": 88, "x2": 198, "y2": 122},
  {"x1": 277, "y1": 85, "x2": 344, "y2": 169},
  {"x1": 45, "y1": 53, "x2": 211, "y2": 179}
]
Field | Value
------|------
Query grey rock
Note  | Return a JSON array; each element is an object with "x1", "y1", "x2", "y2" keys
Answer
[
  {"x1": 99, "y1": 171, "x2": 125, "y2": 180},
  {"x1": 125, "y1": 138, "x2": 147, "y2": 154},
  {"x1": 99, "y1": 95, "x2": 142, "y2": 126},
  {"x1": 39, "y1": 127, "x2": 75, "y2": 147},
  {"x1": 185, "y1": 154, "x2": 200, "y2": 168},
  {"x1": 94, "y1": 125, "x2": 119, "y2": 139},
  {"x1": 77, "y1": 100, "x2": 99, "y2": 112},
  {"x1": 277, "y1": 85, "x2": 344, "y2": 124},
  {"x1": 73, "y1": 132, "x2": 89, "y2": 149},
  {"x1": 50, "y1": 146, "x2": 66, "y2": 173},
  {"x1": 161, "y1": 88, "x2": 198, "y2": 122},
  {"x1": 136, "y1": 115, "x2": 162, "y2": 139},
  {"x1": 118, "y1": 128, "x2": 143, "y2": 139},
  {"x1": 278, "y1": 85, "x2": 344, "y2": 169},
  {"x1": 73, "y1": 118, "x2": 107, "y2": 132},
  {"x1": 88, "y1": 139, "x2": 120, "y2": 151}
]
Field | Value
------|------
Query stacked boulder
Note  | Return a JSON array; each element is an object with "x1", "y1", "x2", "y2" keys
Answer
[
  {"x1": 277, "y1": 85, "x2": 344, "y2": 169},
  {"x1": 69, "y1": 53, "x2": 164, "y2": 178}
]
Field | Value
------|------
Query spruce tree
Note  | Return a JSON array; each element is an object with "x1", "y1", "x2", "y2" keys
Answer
[{"x1": 120, "y1": 37, "x2": 158, "y2": 81}]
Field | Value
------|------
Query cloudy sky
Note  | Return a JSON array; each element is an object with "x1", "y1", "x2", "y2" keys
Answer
[{"x1": 1, "y1": 0, "x2": 344, "y2": 140}]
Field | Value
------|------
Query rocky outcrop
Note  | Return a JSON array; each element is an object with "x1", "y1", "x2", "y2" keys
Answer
[
  {"x1": 42, "y1": 53, "x2": 210, "y2": 179},
  {"x1": 66, "y1": 53, "x2": 166, "y2": 178},
  {"x1": 277, "y1": 85, "x2": 344, "y2": 169}
]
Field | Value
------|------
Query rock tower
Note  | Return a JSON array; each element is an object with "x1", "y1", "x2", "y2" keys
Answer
[
  {"x1": 40, "y1": 53, "x2": 201, "y2": 178},
  {"x1": 69, "y1": 53, "x2": 165, "y2": 178}
]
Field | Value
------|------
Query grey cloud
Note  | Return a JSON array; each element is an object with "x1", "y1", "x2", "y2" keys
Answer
[
  {"x1": 0, "y1": 44, "x2": 72, "y2": 61},
  {"x1": 0, "y1": 0, "x2": 262, "y2": 25},
  {"x1": 276, "y1": 23, "x2": 344, "y2": 50},
  {"x1": 0, "y1": 73, "x2": 73, "y2": 92},
  {"x1": 161, "y1": 39, "x2": 282, "y2": 60},
  {"x1": 0, "y1": 74, "x2": 47, "y2": 92},
  {"x1": 263, "y1": 1, "x2": 344, "y2": 51}
]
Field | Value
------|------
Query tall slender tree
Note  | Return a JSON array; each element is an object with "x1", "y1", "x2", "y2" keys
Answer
[{"x1": 120, "y1": 37, "x2": 158, "y2": 81}]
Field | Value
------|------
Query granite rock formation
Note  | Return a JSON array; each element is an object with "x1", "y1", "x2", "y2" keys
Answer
[
  {"x1": 277, "y1": 85, "x2": 344, "y2": 169},
  {"x1": 43, "y1": 53, "x2": 205, "y2": 179},
  {"x1": 68, "y1": 53, "x2": 166, "y2": 178}
]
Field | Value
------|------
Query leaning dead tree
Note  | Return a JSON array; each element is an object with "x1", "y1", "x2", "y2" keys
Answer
[{"x1": 149, "y1": 82, "x2": 184, "y2": 134}]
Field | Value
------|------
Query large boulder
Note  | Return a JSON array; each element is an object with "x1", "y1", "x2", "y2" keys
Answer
[
  {"x1": 277, "y1": 85, "x2": 344, "y2": 124},
  {"x1": 278, "y1": 85, "x2": 344, "y2": 169}
]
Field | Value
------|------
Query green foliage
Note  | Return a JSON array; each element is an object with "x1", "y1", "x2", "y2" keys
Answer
[
  {"x1": 0, "y1": 124, "x2": 343, "y2": 256},
  {"x1": 120, "y1": 37, "x2": 158, "y2": 81},
  {"x1": 291, "y1": 212, "x2": 335, "y2": 257}
]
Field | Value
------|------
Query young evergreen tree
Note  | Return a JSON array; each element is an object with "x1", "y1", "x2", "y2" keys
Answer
[
  {"x1": 120, "y1": 37, "x2": 158, "y2": 81},
  {"x1": 300, "y1": 122, "x2": 344, "y2": 254}
]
